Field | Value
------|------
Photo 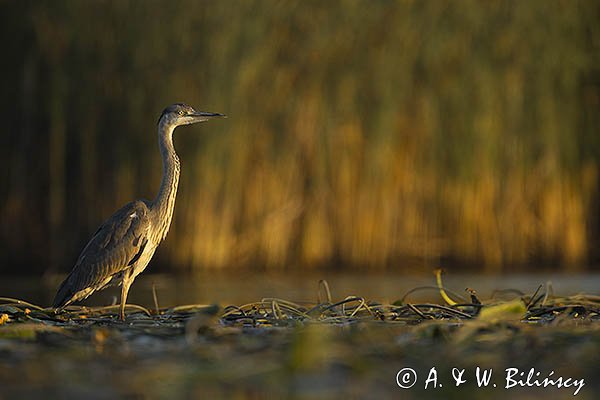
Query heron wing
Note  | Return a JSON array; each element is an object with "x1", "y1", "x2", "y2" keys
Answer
[{"x1": 53, "y1": 200, "x2": 152, "y2": 307}]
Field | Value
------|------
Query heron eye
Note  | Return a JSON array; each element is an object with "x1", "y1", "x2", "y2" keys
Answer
[{"x1": 178, "y1": 110, "x2": 184, "y2": 116}]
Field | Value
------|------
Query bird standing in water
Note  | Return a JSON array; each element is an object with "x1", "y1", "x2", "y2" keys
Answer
[{"x1": 53, "y1": 103, "x2": 225, "y2": 320}]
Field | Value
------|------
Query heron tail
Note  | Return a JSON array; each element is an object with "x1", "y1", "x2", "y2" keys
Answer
[{"x1": 52, "y1": 277, "x2": 74, "y2": 308}]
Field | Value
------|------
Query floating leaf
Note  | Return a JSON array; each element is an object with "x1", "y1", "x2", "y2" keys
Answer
[{"x1": 478, "y1": 299, "x2": 527, "y2": 322}]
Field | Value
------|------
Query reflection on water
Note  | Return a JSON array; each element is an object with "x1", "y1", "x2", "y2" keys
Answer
[{"x1": 2, "y1": 270, "x2": 599, "y2": 308}]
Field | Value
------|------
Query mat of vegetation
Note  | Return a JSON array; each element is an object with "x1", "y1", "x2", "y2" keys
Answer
[{"x1": 0, "y1": 272, "x2": 598, "y2": 399}]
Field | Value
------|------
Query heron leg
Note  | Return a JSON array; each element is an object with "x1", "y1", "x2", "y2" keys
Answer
[{"x1": 119, "y1": 275, "x2": 133, "y2": 321}]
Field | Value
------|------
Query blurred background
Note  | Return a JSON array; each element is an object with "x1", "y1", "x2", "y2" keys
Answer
[{"x1": 1, "y1": 0, "x2": 599, "y2": 278}]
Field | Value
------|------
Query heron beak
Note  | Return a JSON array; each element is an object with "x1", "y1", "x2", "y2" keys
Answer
[{"x1": 189, "y1": 111, "x2": 226, "y2": 122}]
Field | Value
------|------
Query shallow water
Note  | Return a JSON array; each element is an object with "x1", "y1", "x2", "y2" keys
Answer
[{"x1": 3, "y1": 270, "x2": 599, "y2": 309}]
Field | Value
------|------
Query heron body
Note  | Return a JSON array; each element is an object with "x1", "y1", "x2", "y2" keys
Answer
[{"x1": 52, "y1": 103, "x2": 224, "y2": 319}]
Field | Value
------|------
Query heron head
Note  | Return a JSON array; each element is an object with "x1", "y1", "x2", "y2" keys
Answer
[{"x1": 158, "y1": 103, "x2": 225, "y2": 127}]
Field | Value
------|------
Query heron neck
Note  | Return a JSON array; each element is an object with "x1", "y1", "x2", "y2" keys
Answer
[{"x1": 153, "y1": 123, "x2": 180, "y2": 241}]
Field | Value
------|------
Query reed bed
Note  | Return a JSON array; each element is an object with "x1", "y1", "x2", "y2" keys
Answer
[{"x1": 1, "y1": 1, "x2": 599, "y2": 274}]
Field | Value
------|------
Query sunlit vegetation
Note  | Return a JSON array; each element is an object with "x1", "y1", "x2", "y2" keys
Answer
[{"x1": 1, "y1": 1, "x2": 599, "y2": 273}]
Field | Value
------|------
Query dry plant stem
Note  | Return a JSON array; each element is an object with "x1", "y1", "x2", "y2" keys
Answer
[
  {"x1": 170, "y1": 304, "x2": 214, "y2": 313},
  {"x1": 0, "y1": 298, "x2": 44, "y2": 311},
  {"x1": 407, "y1": 303, "x2": 430, "y2": 319},
  {"x1": 542, "y1": 281, "x2": 553, "y2": 307},
  {"x1": 526, "y1": 284, "x2": 544, "y2": 309},
  {"x1": 152, "y1": 283, "x2": 160, "y2": 315},
  {"x1": 409, "y1": 304, "x2": 473, "y2": 319},
  {"x1": 318, "y1": 280, "x2": 332, "y2": 303},
  {"x1": 89, "y1": 303, "x2": 152, "y2": 317},
  {"x1": 400, "y1": 286, "x2": 467, "y2": 304}
]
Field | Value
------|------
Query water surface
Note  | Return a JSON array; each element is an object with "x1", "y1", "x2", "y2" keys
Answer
[{"x1": 2, "y1": 270, "x2": 599, "y2": 308}]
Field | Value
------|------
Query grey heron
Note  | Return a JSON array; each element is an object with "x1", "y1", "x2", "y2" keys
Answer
[{"x1": 52, "y1": 103, "x2": 225, "y2": 320}]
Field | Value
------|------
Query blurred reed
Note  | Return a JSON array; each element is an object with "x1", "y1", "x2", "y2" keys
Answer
[{"x1": 0, "y1": 0, "x2": 598, "y2": 273}]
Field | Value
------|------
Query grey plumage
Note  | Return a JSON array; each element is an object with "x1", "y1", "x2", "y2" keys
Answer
[{"x1": 53, "y1": 103, "x2": 225, "y2": 319}]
